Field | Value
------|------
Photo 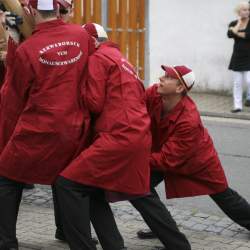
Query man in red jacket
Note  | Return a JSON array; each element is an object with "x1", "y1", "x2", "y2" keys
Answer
[
  {"x1": 55, "y1": 23, "x2": 152, "y2": 250},
  {"x1": 0, "y1": 1, "x2": 95, "y2": 249},
  {"x1": 134, "y1": 65, "x2": 250, "y2": 249}
]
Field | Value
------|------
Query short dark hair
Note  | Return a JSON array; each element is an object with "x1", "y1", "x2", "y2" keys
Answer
[
  {"x1": 59, "y1": 7, "x2": 68, "y2": 15},
  {"x1": 97, "y1": 37, "x2": 108, "y2": 42},
  {"x1": 38, "y1": 10, "x2": 57, "y2": 19}
]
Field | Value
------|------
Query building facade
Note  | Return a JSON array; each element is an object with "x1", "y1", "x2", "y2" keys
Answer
[{"x1": 147, "y1": 0, "x2": 240, "y2": 92}]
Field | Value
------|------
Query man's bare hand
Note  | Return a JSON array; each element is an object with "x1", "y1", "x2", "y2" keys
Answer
[
  {"x1": 0, "y1": 50, "x2": 7, "y2": 62},
  {"x1": 0, "y1": 38, "x2": 7, "y2": 50}
]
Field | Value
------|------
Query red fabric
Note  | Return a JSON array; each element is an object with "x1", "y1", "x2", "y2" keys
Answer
[
  {"x1": 0, "y1": 19, "x2": 94, "y2": 184},
  {"x1": 61, "y1": 42, "x2": 151, "y2": 195},
  {"x1": 146, "y1": 84, "x2": 228, "y2": 199},
  {"x1": 84, "y1": 23, "x2": 98, "y2": 39},
  {"x1": 162, "y1": 65, "x2": 191, "y2": 79},
  {"x1": 57, "y1": 0, "x2": 72, "y2": 8},
  {"x1": 0, "y1": 62, "x2": 5, "y2": 89}
]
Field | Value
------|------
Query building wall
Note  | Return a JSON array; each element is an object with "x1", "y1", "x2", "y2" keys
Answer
[{"x1": 147, "y1": 0, "x2": 240, "y2": 92}]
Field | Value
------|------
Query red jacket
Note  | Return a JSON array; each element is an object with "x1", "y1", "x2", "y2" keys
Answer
[
  {"x1": 0, "y1": 61, "x2": 4, "y2": 88},
  {"x1": 61, "y1": 42, "x2": 151, "y2": 195},
  {"x1": 0, "y1": 19, "x2": 93, "y2": 184},
  {"x1": 146, "y1": 85, "x2": 228, "y2": 199}
]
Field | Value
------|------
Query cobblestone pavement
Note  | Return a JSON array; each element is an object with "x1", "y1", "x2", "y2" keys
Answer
[{"x1": 19, "y1": 186, "x2": 250, "y2": 250}]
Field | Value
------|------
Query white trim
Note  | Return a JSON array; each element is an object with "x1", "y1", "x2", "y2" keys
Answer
[
  {"x1": 183, "y1": 71, "x2": 195, "y2": 88},
  {"x1": 37, "y1": 0, "x2": 54, "y2": 10},
  {"x1": 94, "y1": 23, "x2": 108, "y2": 38}
]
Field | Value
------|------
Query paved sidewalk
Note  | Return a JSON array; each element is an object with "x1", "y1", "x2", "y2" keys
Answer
[
  {"x1": 17, "y1": 187, "x2": 250, "y2": 250},
  {"x1": 190, "y1": 92, "x2": 250, "y2": 120}
]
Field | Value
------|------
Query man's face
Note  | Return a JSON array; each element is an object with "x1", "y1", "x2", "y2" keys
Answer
[{"x1": 157, "y1": 74, "x2": 182, "y2": 96}]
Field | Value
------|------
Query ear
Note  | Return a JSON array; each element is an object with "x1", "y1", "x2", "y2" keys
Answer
[
  {"x1": 56, "y1": 4, "x2": 60, "y2": 18},
  {"x1": 92, "y1": 37, "x2": 100, "y2": 48},
  {"x1": 176, "y1": 83, "x2": 185, "y2": 94}
]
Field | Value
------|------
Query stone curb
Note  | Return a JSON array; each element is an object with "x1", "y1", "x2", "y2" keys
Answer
[{"x1": 200, "y1": 111, "x2": 250, "y2": 121}]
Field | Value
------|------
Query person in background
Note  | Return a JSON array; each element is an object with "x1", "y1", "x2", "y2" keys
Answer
[{"x1": 228, "y1": 1, "x2": 250, "y2": 112}]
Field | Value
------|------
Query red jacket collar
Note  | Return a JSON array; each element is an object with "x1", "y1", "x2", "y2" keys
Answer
[
  {"x1": 33, "y1": 19, "x2": 66, "y2": 34},
  {"x1": 165, "y1": 96, "x2": 187, "y2": 123},
  {"x1": 99, "y1": 41, "x2": 120, "y2": 50}
]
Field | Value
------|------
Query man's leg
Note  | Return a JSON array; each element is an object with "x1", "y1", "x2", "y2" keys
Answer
[
  {"x1": 131, "y1": 171, "x2": 191, "y2": 250},
  {"x1": 90, "y1": 191, "x2": 126, "y2": 250},
  {"x1": 136, "y1": 171, "x2": 165, "y2": 239},
  {"x1": 210, "y1": 187, "x2": 250, "y2": 230},
  {"x1": 0, "y1": 177, "x2": 23, "y2": 250},
  {"x1": 52, "y1": 184, "x2": 99, "y2": 245},
  {"x1": 55, "y1": 176, "x2": 96, "y2": 250},
  {"x1": 51, "y1": 184, "x2": 65, "y2": 241}
]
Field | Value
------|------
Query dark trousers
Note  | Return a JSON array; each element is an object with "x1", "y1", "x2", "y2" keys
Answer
[
  {"x1": 0, "y1": 176, "x2": 25, "y2": 250},
  {"x1": 51, "y1": 184, "x2": 64, "y2": 235},
  {"x1": 132, "y1": 171, "x2": 250, "y2": 249},
  {"x1": 210, "y1": 187, "x2": 250, "y2": 230},
  {"x1": 130, "y1": 171, "x2": 191, "y2": 250},
  {"x1": 55, "y1": 176, "x2": 124, "y2": 250}
]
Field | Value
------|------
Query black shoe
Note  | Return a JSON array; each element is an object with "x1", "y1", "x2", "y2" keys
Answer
[
  {"x1": 91, "y1": 237, "x2": 98, "y2": 245},
  {"x1": 55, "y1": 229, "x2": 66, "y2": 242},
  {"x1": 231, "y1": 108, "x2": 242, "y2": 113},
  {"x1": 137, "y1": 229, "x2": 156, "y2": 239},
  {"x1": 245, "y1": 99, "x2": 250, "y2": 107},
  {"x1": 23, "y1": 184, "x2": 35, "y2": 190}
]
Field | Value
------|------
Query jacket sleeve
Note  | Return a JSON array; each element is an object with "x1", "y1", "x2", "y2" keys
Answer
[
  {"x1": 227, "y1": 21, "x2": 250, "y2": 40},
  {"x1": 244, "y1": 24, "x2": 250, "y2": 40},
  {"x1": 227, "y1": 21, "x2": 238, "y2": 39},
  {"x1": 85, "y1": 54, "x2": 108, "y2": 114},
  {"x1": 0, "y1": 47, "x2": 33, "y2": 138},
  {"x1": 150, "y1": 121, "x2": 199, "y2": 174},
  {"x1": 145, "y1": 84, "x2": 158, "y2": 111}
]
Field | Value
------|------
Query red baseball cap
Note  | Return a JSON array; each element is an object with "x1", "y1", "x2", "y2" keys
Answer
[
  {"x1": 57, "y1": 0, "x2": 72, "y2": 8},
  {"x1": 161, "y1": 65, "x2": 195, "y2": 91},
  {"x1": 29, "y1": 0, "x2": 57, "y2": 10},
  {"x1": 83, "y1": 23, "x2": 108, "y2": 39}
]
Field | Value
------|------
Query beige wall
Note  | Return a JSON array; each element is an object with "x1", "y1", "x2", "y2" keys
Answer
[{"x1": 147, "y1": 0, "x2": 241, "y2": 92}]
